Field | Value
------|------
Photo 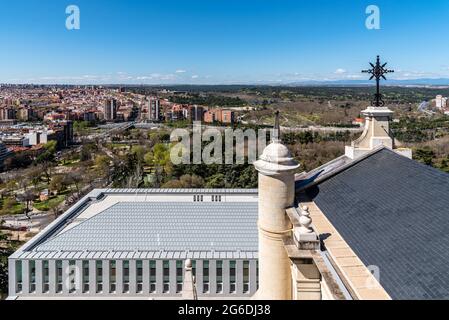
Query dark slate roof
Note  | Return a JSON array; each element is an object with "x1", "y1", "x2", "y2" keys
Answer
[{"x1": 302, "y1": 148, "x2": 449, "y2": 300}]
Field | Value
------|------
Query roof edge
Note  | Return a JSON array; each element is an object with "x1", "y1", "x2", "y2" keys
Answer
[{"x1": 296, "y1": 146, "x2": 389, "y2": 192}]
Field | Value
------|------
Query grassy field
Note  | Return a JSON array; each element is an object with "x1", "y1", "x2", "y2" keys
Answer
[{"x1": 33, "y1": 195, "x2": 65, "y2": 212}]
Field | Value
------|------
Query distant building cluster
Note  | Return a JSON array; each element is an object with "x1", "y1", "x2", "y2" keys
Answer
[
  {"x1": 0, "y1": 121, "x2": 73, "y2": 148},
  {"x1": 164, "y1": 103, "x2": 235, "y2": 124},
  {"x1": 0, "y1": 86, "x2": 239, "y2": 126},
  {"x1": 0, "y1": 86, "x2": 239, "y2": 170},
  {"x1": 434, "y1": 95, "x2": 449, "y2": 114}
]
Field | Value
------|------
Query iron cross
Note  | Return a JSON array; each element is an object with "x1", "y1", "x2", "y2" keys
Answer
[{"x1": 362, "y1": 55, "x2": 394, "y2": 107}]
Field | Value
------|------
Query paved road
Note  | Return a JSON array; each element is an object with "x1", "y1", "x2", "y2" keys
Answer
[{"x1": 418, "y1": 101, "x2": 429, "y2": 112}]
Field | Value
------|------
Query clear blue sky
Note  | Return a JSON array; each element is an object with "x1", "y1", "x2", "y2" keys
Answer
[{"x1": 1, "y1": 0, "x2": 449, "y2": 84}]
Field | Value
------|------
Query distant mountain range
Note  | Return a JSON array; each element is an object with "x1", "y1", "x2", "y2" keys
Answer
[{"x1": 286, "y1": 78, "x2": 449, "y2": 87}]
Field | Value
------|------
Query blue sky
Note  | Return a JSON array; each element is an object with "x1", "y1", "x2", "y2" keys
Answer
[{"x1": 1, "y1": 0, "x2": 449, "y2": 84}]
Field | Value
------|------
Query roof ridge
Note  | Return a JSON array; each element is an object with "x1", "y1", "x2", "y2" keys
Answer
[
  {"x1": 296, "y1": 146, "x2": 389, "y2": 191},
  {"x1": 34, "y1": 202, "x2": 122, "y2": 251}
]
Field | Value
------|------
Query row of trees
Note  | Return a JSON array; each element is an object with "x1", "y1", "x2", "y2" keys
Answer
[
  {"x1": 107, "y1": 129, "x2": 355, "y2": 189},
  {"x1": 392, "y1": 116, "x2": 449, "y2": 143}
]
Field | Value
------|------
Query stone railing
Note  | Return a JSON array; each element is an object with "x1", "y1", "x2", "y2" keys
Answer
[{"x1": 284, "y1": 206, "x2": 346, "y2": 300}]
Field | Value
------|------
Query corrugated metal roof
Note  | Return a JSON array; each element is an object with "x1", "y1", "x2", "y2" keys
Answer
[
  {"x1": 15, "y1": 250, "x2": 257, "y2": 260},
  {"x1": 30, "y1": 201, "x2": 258, "y2": 254}
]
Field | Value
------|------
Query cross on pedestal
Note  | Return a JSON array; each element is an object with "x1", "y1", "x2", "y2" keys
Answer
[{"x1": 362, "y1": 55, "x2": 394, "y2": 107}]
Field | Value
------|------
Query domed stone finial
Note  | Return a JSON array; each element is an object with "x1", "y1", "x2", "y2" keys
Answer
[{"x1": 185, "y1": 259, "x2": 192, "y2": 270}]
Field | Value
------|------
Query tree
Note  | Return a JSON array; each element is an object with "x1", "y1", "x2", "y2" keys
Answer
[
  {"x1": 414, "y1": 148, "x2": 435, "y2": 166},
  {"x1": 64, "y1": 171, "x2": 83, "y2": 196},
  {"x1": 0, "y1": 246, "x2": 11, "y2": 299},
  {"x1": 95, "y1": 155, "x2": 111, "y2": 180},
  {"x1": 49, "y1": 201, "x2": 63, "y2": 220},
  {"x1": 35, "y1": 141, "x2": 57, "y2": 183},
  {"x1": 4, "y1": 180, "x2": 17, "y2": 197},
  {"x1": 0, "y1": 186, "x2": 8, "y2": 200},
  {"x1": 180, "y1": 175, "x2": 205, "y2": 188},
  {"x1": 206, "y1": 173, "x2": 226, "y2": 188},
  {"x1": 36, "y1": 141, "x2": 57, "y2": 164},
  {"x1": 161, "y1": 180, "x2": 185, "y2": 188},
  {"x1": 49, "y1": 175, "x2": 66, "y2": 194},
  {"x1": 162, "y1": 175, "x2": 205, "y2": 188},
  {"x1": 132, "y1": 146, "x2": 146, "y2": 165},
  {"x1": 16, "y1": 190, "x2": 36, "y2": 218},
  {"x1": 0, "y1": 197, "x2": 18, "y2": 215},
  {"x1": 28, "y1": 166, "x2": 43, "y2": 189}
]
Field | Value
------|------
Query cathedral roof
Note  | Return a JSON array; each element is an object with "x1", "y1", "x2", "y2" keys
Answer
[{"x1": 297, "y1": 147, "x2": 449, "y2": 299}]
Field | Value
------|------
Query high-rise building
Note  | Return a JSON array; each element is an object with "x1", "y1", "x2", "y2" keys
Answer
[
  {"x1": 0, "y1": 142, "x2": 9, "y2": 170},
  {"x1": 221, "y1": 110, "x2": 235, "y2": 125},
  {"x1": 104, "y1": 99, "x2": 117, "y2": 121},
  {"x1": 203, "y1": 109, "x2": 234, "y2": 124},
  {"x1": 0, "y1": 107, "x2": 17, "y2": 121},
  {"x1": 436, "y1": 95, "x2": 444, "y2": 109},
  {"x1": 83, "y1": 111, "x2": 97, "y2": 122},
  {"x1": 147, "y1": 98, "x2": 161, "y2": 122},
  {"x1": 191, "y1": 105, "x2": 204, "y2": 122},
  {"x1": 18, "y1": 108, "x2": 34, "y2": 121},
  {"x1": 62, "y1": 120, "x2": 74, "y2": 147}
]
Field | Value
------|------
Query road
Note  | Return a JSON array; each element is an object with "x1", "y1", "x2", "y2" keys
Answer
[{"x1": 418, "y1": 101, "x2": 436, "y2": 115}]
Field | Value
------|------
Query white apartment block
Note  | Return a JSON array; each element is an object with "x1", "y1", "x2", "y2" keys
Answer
[{"x1": 436, "y1": 95, "x2": 447, "y2": 109}]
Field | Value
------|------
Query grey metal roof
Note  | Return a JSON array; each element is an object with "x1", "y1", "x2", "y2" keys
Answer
[
  {"x1": 32, "y1": 201, "x2": 258, "y2": 254},
  {"x1": 302, "y1": 148, "x2": 449, "y2": 300}
]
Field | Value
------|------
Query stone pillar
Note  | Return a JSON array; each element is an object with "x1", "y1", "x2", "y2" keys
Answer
[
  {"x1": 249, "y1": 260, "x2": 258, "y2": 295},
  {"x1": 169, "y1": 260, "x2": 176, "y2": 295},
  {"x1": 196, "y1": 260, "x2": 204, "y2": 297},
  {"x1": 129, "y1": 260, "x2": 137, "y2": 294},
  {"x1": 75, "y1": 260, "x2": 83, "y2": 295},
  {"x1": 116, "y1": 260, "x2": 123, "y2": 295},
  {"x1": 223, "y1": 260, "x2": 230, "y2": 295},
  {"x1": 8, "y1": 259, "x2": 17, "y2": 297},
  {"x1": 49, "y1": 260, "x2": 56, "y2": 295},
  {"x1": 103, "y1": 260, "x2": 110, "y2": 295},
  {"x1": 254, "y1": 134, "x2": 300, "y2": 300},
  {"x1": 209, "y1": 260, "x2": 217, "y2": 295},
  {"x1": 35, "y1": 260, "x2": 43, "y2": 295},
  {"x1": 22, "y1": 260, "x2": 30, "y2": 296},
  {"x1": 156, "y1": 260, "x2": 163, "y2": 294},
  {"x1": 62, "y1": 260, "x2": 69, "y2": 295},
  {"x1": 236, "y1": 260, "x2": 244, "y2": 295},
  {"x1": 89, "y1": 260, "x2": 96, "y2": 296},
  {"x1": 142, "y1": 260, "x2": 150, "y2": 294}
]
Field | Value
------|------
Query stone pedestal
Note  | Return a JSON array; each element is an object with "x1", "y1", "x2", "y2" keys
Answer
[{"x1": 345, "y1": 106, "x2": 412, "y2": 159}]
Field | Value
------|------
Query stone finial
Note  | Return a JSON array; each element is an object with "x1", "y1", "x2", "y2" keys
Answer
[
  {"x1": 185, "y1": 259, "x2": 192, "y2": 270},
  {"x1": 182, "y1": 259, "x2": 197, "y2": 300},
  {"x1": 294, "y1": 205, "x2": 319, "y2": 247},
  {"x1": 299, "y1": 206, "x2": 313, "y2": 234}
]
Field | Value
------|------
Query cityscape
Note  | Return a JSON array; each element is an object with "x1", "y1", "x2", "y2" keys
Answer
[{"x1": 1, "y1": 0, "x2": 449, "y2": 310}]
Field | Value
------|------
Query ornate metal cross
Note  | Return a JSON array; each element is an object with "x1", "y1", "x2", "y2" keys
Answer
[{"x1": 362, "y1": 55, "x2": 394, "y2": 107}]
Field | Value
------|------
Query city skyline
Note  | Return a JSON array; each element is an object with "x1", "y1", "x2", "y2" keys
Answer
[{"x1": 2, "y1": 0, "x2": 449, "y2": 84}]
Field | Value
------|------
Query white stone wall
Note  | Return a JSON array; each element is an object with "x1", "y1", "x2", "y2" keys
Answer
[{"x1": 8, "y1": 258, "x2": 258, "y2": 299}]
